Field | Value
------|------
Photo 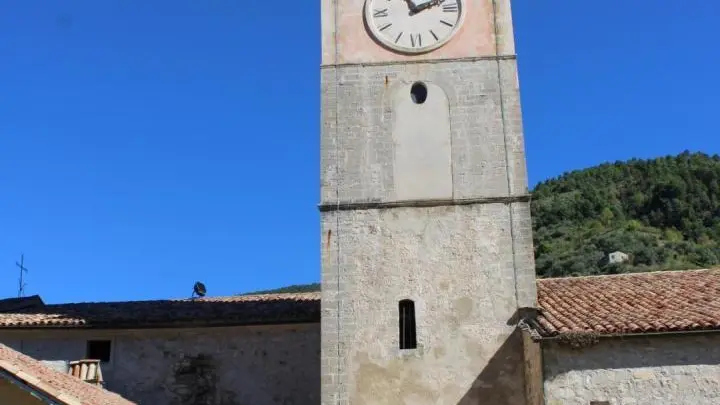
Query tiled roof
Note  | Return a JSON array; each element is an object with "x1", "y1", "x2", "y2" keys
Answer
[
  {"x1": 535, "y1": 268, "x2": 720, "y2": 337},
  {"x1": 0, "y1": 343, "x2": 136, "y2": 405},
  {"x1": 2, "y1": 269, "x2": 719, "y2": 337},
  {"x1": 0, "y1": 293, "x2": 320, "y2": 329}
]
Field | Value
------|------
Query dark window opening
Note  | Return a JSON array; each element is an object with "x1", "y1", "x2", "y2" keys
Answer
[
  {"x1": 399, "y1": 299, "x2": 417, "y2": 349},
  {"x1": 410, "y1": 82, "x2": 427, "y2": 104},
  {"x1": 86, "y1": 340, "x2": 112, "y2": 363}
]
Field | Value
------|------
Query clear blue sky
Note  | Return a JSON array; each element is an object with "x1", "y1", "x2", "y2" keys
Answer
[{"x1": 1, "y1": 1, "x2": 717, "y2": 303}]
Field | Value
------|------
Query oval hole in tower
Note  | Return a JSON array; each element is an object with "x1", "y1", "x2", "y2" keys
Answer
[{"x1": 410, "y1": 82, "x2": 428, "y2": 104}]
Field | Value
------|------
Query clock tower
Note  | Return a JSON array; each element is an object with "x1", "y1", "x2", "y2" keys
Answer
[{"x1": 319, "y1": 0, "x2": 537, "y2": 403}]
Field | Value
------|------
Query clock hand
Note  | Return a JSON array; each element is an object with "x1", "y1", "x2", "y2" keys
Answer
[
  {"x1": 403, "y1": 0, "x2": 420, "y2": 13},
  {"x1": 404, "y1": 0, "x2": 417, "y2": 8},
  {"x1": 409, "y1": 0, "x2": 442, "y2": 15}
]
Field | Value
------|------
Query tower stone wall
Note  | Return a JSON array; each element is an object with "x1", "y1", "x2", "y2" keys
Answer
[{"x1": 320, "y1": 1, "x2": 537, "y2": 404}]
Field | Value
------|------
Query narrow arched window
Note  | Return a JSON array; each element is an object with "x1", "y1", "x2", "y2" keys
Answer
[{"x1": 398, "y1": 299, "x2": 417, "y2": 350}]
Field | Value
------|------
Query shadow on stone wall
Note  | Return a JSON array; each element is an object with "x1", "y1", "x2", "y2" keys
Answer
[
  {"x1": 542, "y1": 333, "x2": 720, "y2": 381},
  {"x1": 455, "y1": 327, "x2": 527, "y2": 405}
]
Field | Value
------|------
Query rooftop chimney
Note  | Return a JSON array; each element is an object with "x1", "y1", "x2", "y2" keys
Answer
[{"x1": 68, "y1": 359, "x2": 104, "y2": 386}]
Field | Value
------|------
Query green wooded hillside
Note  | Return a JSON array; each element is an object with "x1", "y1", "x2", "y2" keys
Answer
[
  {"x1": 533, "y1": 151, "x2": 720, "y2": 277},
  {"x1": 244, "y1": 151, "x2": 720, "y2": 294}
]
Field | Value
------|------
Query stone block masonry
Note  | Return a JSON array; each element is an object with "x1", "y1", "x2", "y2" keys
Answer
[
  {"x1": 321, "y1": 203, "x2": 534, "y2": 405},
  {"x1": 0, "y1": 324, "x2": 320, "y2": 405},
  {"x1": 320, "y1": 57, "x2": 530, "y2": 205},
  {"x1": 543, "y1": 334, "x2": 720, "y2": 405},
  {"x1": 320, "y1": 53, "x2": 537, "y2": 405}
]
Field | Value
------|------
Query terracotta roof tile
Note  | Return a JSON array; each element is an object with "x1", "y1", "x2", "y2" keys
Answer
[
  {"x1": 535, "y1": 268, "x2": 720, "y2": 337},
  {"x1": 0, "y1": 343, "x2": 135, "y2": 405},
  {"x1": 0, "y1": 292, "x2": 321, "y2": 329},
  {"x1": 3, "y1": 269, "x2": 719, "y2": 338}
]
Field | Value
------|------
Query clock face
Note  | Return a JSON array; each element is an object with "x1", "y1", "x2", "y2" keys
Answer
[{"x1": 364, "y1": 0, "x2": 464, "y2": 54}]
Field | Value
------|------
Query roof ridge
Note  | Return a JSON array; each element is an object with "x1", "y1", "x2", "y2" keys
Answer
[
  {"x1": 41, "y1": 291, "x2": 321, "y2": 307},
  {"x1": 226, "y1": 291, "x2": 321, "y2": 298},
  {"x1": 537, "y1": 267, "x2": 719, "y2": 283}
]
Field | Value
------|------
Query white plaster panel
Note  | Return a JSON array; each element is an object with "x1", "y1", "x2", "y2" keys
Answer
[{"x1": 392, "y1": 81, "x2": 452, "y2": 201}]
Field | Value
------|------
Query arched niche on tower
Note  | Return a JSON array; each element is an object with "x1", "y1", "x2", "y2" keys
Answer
[{"x1": 390, "y1": 81, "x2": 452, "y2": 201}]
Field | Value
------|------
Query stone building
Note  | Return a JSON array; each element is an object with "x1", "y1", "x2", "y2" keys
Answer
[
  {"x1": 600, "y1": 251, "x2": 630, "y2": 266},
  {"x1": 0, "y1": 293, "x2": 321, "y2": 404},
  {"x1": 529, "y1": 268, "x2": 720, "y2": 405},
  {"x1": 0, "y1": 268, "x2": 718, "y2": 404}
]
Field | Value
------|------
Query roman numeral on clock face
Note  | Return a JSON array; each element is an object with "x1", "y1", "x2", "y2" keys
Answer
[
  {"x1": 373, "y1": 8, "x2": 388, "y2": 17},
  {"x1": 410, "y1": 33, "x2": 422, "y2": 48}
]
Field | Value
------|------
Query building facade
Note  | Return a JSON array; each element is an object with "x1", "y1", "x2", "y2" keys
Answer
[
  {"x1": 542, "y1": 334, "x2": 720, "y2": 405},
  {"x1": 529, "y1": 268, "x2": 720, "y2": 405},
  {"x1": 0, "y1": 269, "x2": 718, "y2": 404},
  {"x1": 0, "y1": 293, "x2": 320, "y2": 405},
  {"x1": 319, "y1": 0, "x2": 536, "y2": 403},
  {"x1": 1, "y1": 325, "x2": 320, "y2": 405}
]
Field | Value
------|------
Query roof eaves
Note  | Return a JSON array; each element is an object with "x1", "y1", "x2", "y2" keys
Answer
[
  {"x1": 0, "y1": 366, "x2": 67, "y2": 405},
  {"x1": 534, "y1": 326, "x2": 720, "y2": 343},
  {"x1": 0, "y1": 317, "x2": 322, "y2": 330}
]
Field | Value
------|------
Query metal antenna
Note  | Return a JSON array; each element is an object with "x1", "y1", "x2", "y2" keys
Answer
[{"x1": 15, "y1": 254, "x2": 29, "y2": 298}]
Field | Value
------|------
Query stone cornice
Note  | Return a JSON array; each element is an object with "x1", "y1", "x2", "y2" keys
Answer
[
  {"x1": 318, "y1": 194, "x2": 531, "y2": 212},
  {"x1": 320, "y1": 54, "x2": 517, "y2": 69}
]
